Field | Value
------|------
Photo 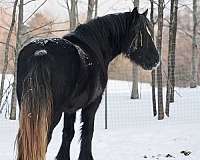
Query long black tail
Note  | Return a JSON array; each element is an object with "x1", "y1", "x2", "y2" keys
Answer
[{"x1": 16, "y1": 49, "x2": 53, "y2": 160}]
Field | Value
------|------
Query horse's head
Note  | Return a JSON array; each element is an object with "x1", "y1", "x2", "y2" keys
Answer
[{"x1": 125, "y1": 8, "x2": 160, "y2": 70}]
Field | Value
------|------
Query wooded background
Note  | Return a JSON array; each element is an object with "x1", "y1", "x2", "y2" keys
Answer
[{"x1": 0, "y1": 0, "x2": 199, "y2": 120}]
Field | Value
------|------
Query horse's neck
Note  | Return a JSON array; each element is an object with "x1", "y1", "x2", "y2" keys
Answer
[
  {"x1": 97, "y1": 14, "x2": 130, "y2": 62},
  {"x1": 74, "y1": 13, "x2": 130, "y2": 65}
]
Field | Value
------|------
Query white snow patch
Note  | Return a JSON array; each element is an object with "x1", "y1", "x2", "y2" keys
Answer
[{"x1": 0, "y1": 79, "x2": 200, "y2": 160}]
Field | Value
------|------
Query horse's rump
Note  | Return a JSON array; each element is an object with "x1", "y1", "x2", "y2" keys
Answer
[{"x1": 16, "y1": 38, "x2": 83, "y2": 160}]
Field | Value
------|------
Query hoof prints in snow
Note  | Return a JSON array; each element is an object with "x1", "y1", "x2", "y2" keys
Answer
[
  {"x1": 180, "y1": 150, "x2": 192, "y2": 156},
  {"x1": 143, "y1": 151, "x2": 192, "y2": 159}
]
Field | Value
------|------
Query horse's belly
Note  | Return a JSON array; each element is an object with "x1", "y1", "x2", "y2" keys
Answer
[{"x1": 89, "y1": 74, "x2": 104, "y2": 103}]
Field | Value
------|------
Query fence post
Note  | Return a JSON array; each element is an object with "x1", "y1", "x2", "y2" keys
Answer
[{"x1": 105, "y1": 87, "x2": 108, "y2": 129}]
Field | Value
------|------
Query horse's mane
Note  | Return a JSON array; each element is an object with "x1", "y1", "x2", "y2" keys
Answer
[
  {"x1": 65, "y1": 12, "x2": 134, "y2": 62},
  {"x1": 63, "y1": 10, "x2": 152, "y2": 80}
]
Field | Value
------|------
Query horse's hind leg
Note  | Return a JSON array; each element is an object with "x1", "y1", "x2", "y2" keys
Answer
[
  {"x1": 78, "y1": 96, "x2": 102, "y2": 160},
  {"x1": 48, "y1": 111, "x2": 62, "y2": 144},
  {"x1": 56, "y1": 112, "x2": 76, "y2": 160}
]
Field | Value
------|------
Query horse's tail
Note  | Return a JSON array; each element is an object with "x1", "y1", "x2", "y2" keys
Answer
[{"x1": 17, "y1": 49, "x2": 53, "y2": 160}]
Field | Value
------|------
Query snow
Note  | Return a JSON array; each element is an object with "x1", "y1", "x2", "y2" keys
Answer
[
  {"x1": 34, "y1": 49, "x2": 48, "y2": 56},
  {"x1": 0, "y1": 80, "x2": 200, "y2": 160},
  {"x1": 1, "y1": 0, "x2": 198, "y2": 159}
]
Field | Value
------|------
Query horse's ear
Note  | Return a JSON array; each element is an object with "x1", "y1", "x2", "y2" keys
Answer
[
  {"x1": 132, "y1": 7, "x2": 139, "y2": 17},
  {"x1": 143, "y1": 9, "x2": 148, "y2": 17}
]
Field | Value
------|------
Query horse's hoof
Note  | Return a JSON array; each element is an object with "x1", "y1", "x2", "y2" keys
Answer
[
  {"x1": 56, "y1": 155, "x2": 70, "y2": 160},
  {"x1": 78, "y1": 154, "x2": 94, "y2": 160}
]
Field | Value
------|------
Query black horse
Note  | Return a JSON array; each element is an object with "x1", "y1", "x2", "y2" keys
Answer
[{"x1": 16, "y1": 8, "x2": 159, "y2": 160}]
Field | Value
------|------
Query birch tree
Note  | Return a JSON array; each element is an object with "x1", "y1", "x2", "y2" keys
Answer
[{"x1": 10, "y1": 0, "x2": 24, "y2": 120}]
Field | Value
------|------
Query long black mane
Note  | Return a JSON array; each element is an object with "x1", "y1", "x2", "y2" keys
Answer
[
  {"x1": 63, "y1": 12, "x2": 136, "y2": 86},
  {"x1": 64, "y1": 12, "x2": 133, "y2": 63},
  {"x1": 64, "y1": 10, "x2": 154, "y2": 73}
]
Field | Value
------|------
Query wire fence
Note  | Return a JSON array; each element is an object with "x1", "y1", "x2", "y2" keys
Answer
[
  {"x1": 94, "y1": 56, "x2": 200, "y2": 129},
  {"x1": 0, "y1": 55, "x2": 199, "y2": 130}
]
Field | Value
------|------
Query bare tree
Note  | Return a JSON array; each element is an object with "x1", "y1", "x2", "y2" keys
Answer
[
  {"x1": 10, "y1": 0, "x2": 49, "y2": 120},
  {"x1": 166, "y1": 0, "x2": 178, "y2": 117},
  {"x1": 94, "y1": 0, "x2": 98, "y2": 17},
  {"x1": 131, "y1": 0, "x2": 139, "y2": 99},
  {"x1": 0, "y1": 0, "x2": 18, "y2": 114},
  {"x1": 157, "y1": 0, "x2": 164, "y2": 120},
  {"x1": 190, "y1": 0, "x2": 198, "y2": 88},
  {"x1": 149, "y1": 0, "x2": 157, "y2": 117},
  {"x1": 65, "y1": 0, "x2": 78, "y2": 31},
  {"x1": 170, "y1": 0, "x2": 178, "y2": 103},
  {"x1": 0, "y1": 1, "x2": 64, "y2": 118},
  {"x1": 9, "y1": 0, "x2": 24, "y2": 120},
  {"x1": 87, "y1": 0, "x2": 98, "y2": 21},
  {"x1": 87, "y1": 0, "x2": 95, "y2": 22}
]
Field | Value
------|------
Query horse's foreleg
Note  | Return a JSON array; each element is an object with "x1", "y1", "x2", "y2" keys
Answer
[
  {"x1": 78, "y1": 96, "x2": 102, "y2": 160},
  {"x1": 56, "y1": 112, "x2": 76, "y2": 160}
]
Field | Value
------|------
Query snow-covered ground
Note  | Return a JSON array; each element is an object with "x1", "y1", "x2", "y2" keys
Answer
[{"x1": 0, "y1": 80, "x2": 200, "y2": 160}]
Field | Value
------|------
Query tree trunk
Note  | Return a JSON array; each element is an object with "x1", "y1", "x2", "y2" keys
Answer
[
  {"x1": 190, "y1": 0, "x2": 198, "y2": 88},
  {"x1": 170, "y1": 0, "x2": 178, "y2": 103},
  {"x1": 150, "y1": 0, "x2": 157, "y2": 116},
  {"x1": 151, "y1": 70, "x2": 157, "y2": 116},
  {"x1": 10, "y1": 74, "x2": 17, "y2": 120},
  {"x1": 131, "y1": 0, "x2": 139, "y2": 99},
  {"x1": 66, "y1": 0, "x2": 78, "y2": 31},
  {"x1": 131, "y1": 65, "x2": 139, "y2": 99},
  {"x1": 94, "y1": 0, "x2": 98, "y2": 18},
  {"x1": 0, "y1": 0, "x2": 18, "y2": 114},
  {"x1": 157, "y1": 0, "x2": 164, "y2": 120},
  {"x1": 133, "y1": 0, "x2": 139, "y2": 7},
  {"x1": 87, "y1": 0, "x2": 95, "y2": 22},
  {"x1": 166, "y1": 0, "x2": 178, "y2": 117},
  {"x1": 10, "y1": 0, "x2": 24, "y2": 120}
]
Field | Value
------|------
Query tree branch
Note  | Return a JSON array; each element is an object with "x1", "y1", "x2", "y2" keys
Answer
[
  {"x1": 178, "y1": 3, "x2": 193, "y2": 12},
  {"x1": 32, "y1": 29, "x2": 69, "y2": 36},
  {"x1": 0, "y1": 41, "x2": 16, "y2": 51},
  {"x1": 168, "y1": 25, "x2": 193, "y2": 39},
  {"x1": 164, "y1": 17, "x2": 170, "y2": 24},
  {"x1": 65, "y1": 0, "x2": 70, "y2": 14},
  {"x1": 163, "y1": 0, "x2": 170, "y2": 9},
  {"x1": 22, "y1": 21, "x2": 53, "y2": 35},
  {"x1": 23, "y1": 0, "x2": 36, "y2": 5},
  {"x1": 23, "y1": 0, "x2": 48, "y2": 23},
  {"x1": 0, "y1": 25, "x2": 9, "y2": 31},
  {"x1": 22, "y1": 20, "x2": 70, "y2": 35},
  {"x1": 0, "y1": 79, "x2": 13, "y2": 115},
  {"x1": 22, "y1": 28, "x2": 70, "y2": 46},
  {"x1": 152, "y1": 0, "x2": 159, "y2": 6},
  {"x1": 0, "y1": 0, "x2": 18, "y2": 114}
]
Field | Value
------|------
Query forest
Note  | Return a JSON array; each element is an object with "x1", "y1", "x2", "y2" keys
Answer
[{"x1": 0, "y1": 0, "x2": 199, "y2": 120}]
